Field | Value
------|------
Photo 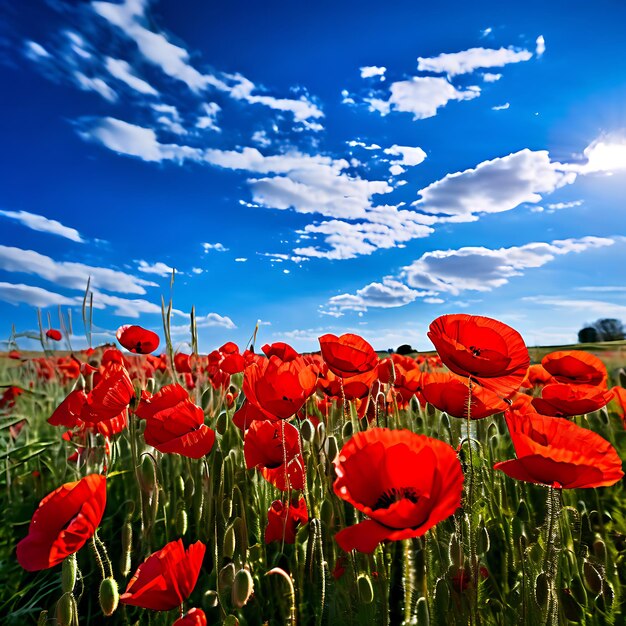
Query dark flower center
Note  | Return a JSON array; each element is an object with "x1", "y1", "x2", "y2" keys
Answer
[
  {"x1": 375, "y1": 487, "x2": 419, "y2": 510},
  {"x1": 469, "y1": 346, "x2": 481, "y2": 356}
]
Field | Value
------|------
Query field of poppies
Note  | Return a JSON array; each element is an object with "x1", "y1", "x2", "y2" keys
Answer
[{"x1": 1, "y1": 313, "x2": 626, "y2": 625}]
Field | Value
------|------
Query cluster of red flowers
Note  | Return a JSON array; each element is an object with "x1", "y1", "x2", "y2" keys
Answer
[{"x1": 10, "y1": 314, "x2": 625, "y2": 620}]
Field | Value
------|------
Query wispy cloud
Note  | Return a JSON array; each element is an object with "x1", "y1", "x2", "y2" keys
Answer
[
  {"x1": 203, "y1": 242, "x2": 228, "y2": 252},
  {"x1": 137, "y1": 260, "x2": 176, "y2": 276},
  {"x1": 0, "y1": 209, "x2": 85, "y2": 243}
]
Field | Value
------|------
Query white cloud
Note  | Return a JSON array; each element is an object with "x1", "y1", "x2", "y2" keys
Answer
[
  {"x1": 492, "y1": 102, "x2": 510, "y2": 111},
  {"x1": 203, "y1": 242, "x2": 228, "y2": 252},
  {"x1": 105, "y1": 56, "x2": 158, "y2": 95},
  {"x1": 171, "y1": 312, "x2": 236, "y2": 333},
  {"x1": 0, "y1": 209, "x2": 84, "y2": 243},
  {"x1": 383, "y1": 144, "x2": 427, "y2": 166},
  {"x1": 522, "y1": 296, "x2": 626, "y2": 319},
  {"x1": 0, "y1": 282, "x2": 81, "y2": 308},
  {"x1": 535, "y1": 35, "x2": 546, "y2": 58},
  {"x1": 24, "y1": 40, "x2": 51, "y2": 60},
  {"x1": 93, "y1": 0, "x2": 322, "y2": 124},
  {"x1": 191, "y1": 267, "x2": 204, "y2": 274},
  {"x1": 0, "y1": 245, "x2": 157, "y2": 294},
  {"x1": 196, "y1": 102, "x2": 221, "y2": 131},
  {"x1": 417, "y1": 46, "x2": 533, "y2": 76},
  {"x1": 74, "y1": 71, "x2": 118, "y2": 101},
  {"x1": 483, "y1": 73, "x2": 502, "y2": 82},
  {"x1": 573, "y1": 136, "x2": 626, "y2": 174},
  {"x1": 401, "y1": 237, "x2": 615, "y2": 294},
  {"x1": 368, "y1": 76, "x2": 480, "y2": 120},
  {"x1": 481, "y1": 27, "x2": 493, "y2": 38},
  {"x1": 137, "y1": 260, "x2": 175, "y2": 276},
  {"x1": 546, "y1": 200, "x2": 583, "y2": 210},
  {"x1": 414, "y1": 149, "x2": 576, "y2": 219},
  {"x1": 326, "y1": 278, "x2": 427, "y2": 313},
  {"x1": 235, "y1": 258, "x2": 248, "y2": 262},
  {"x1": 360, "y1": 66, "x2": 386, "y2": 79},
  {"x1": 576, "y1": 285, "x2": 626, "y2": 293}
]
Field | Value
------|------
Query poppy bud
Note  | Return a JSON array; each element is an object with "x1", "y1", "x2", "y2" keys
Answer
[
  {"x1": 324, "y1": 435, "x2": 338, "y2": 463},
  {"x1": 300, "y1": 419, "x2": 315, "y2": 443},
  {"x1": 516, "y1": 499, "x2": 530, "y2": 523},
  {"x1": 37, "y1": 610, "x2": 48, "y2": 626},
  {"x1": 175, "y1": 475, "x2": 185, "y2": 499},
  {"x1": 593, "y1": 536, "x2": 607, "y2": 565},
  {"x1": 146, "y1": 377, "x2": 155, "y2": 394},
  {"x1": 314, "y1": 422, "x2": 326, "y2": 448},
  {"x1": 560, "y1": 588, "x2": 583, "y2": 621},
  {"x1": 434, "y1": 578, "x2": 450, "y2": 618},
  {"x1": 477, "y1": 523, "x2": 490, "y2": 555},
  {"x1": 232, "y1": 568, "x2": 254, "y2": 608},
  {"x1": 176, "y1": 507, "x2": 188, "y2": 537},
  {"x1": 223, "y1": 616, "x2": 239, "y2": 626},
  {"x1": 216, "y1": 411, "x2": 228, "y2": 435},
  {"x1": 223, "y1": 525, "x2": 236, "y2": 560},
  {"x1": 619, "y1": 368, "x2": 626, "y2": 388},
  {"x1": 320, "y1": 499, "x2": 335, "y2": 529},
  {"x1": 185, "y1": 476, "x2": 195, "y2": 505},
  {"x1": 583, "y1": 561, "x2": 603, "y2": 595},
  {"x1": 202, "y1": 590, "x2": 219, "y2": 610},
  {"x1": 138, "y1": 456, "x2": 156, "y2": 495},
  {"x1": 570, "y1": 574, "x2": 587, "y2": 605},
  {"x1": 357, "y1": 574, "x2": 374, "y2": 604},
  {"x1": 56, "y1": 592, "x2": 77, "y2": 626},
  {"x1": 219, "y1": 563, "x2": 236, "y2": 589},
  {"x1": 342, "y1": 420, "x2": 353, "y2": 439},
  {"x1": 120, "y1": 521, "x2": 132, "y2": 577},
  {"x1": 99, "y1": 577, "x2": 119, "y2": 616},
  {"x1": 439, "y1": 411, "x2": 451, "y2": 433},
  {"x1": 534, "y1": 573, "x2": 548, "y2": 607},
  {"x1": 416, "y1": 597, "x2": 430, "y2": 625},
  {"x1": 222, "y1": 496, "x2": 232, "y2": 520},
  {"x1": 599, "y1": 582, "x2": 614, "y2": 612},
  {"x1": 62, "y1": 554, "x2": 77, "y2": 593},
  {"x1": 449, "y1": 533, "x2": 463, "y2": 569}
]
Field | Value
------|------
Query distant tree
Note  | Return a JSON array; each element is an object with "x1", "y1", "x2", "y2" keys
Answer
[
  {"x1": 578, "y1": 326, "x2": 599, "y2": 343},
  {"x1": 396, "y1": 344, "x2": 415, "y2": 355},
  {"x1": 593, "y1": 318, "x2": 625, "y2": 341}
]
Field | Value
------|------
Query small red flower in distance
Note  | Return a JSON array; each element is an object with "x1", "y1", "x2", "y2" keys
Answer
[
  {"x1": 17, "y1": 474, "x2": 106, "y2": 571},
  {"x1": 46, "y1": 329, "x2": 62, "y2": 341},
  {"x1": 265, "y1": 497, "x2": 309, "y2": 544},
  {"x1": 494, "y1": 410, "x2": 624, "y2": 488},
  {"x1": 120, "y1": 539, "x2": 205, "y2": 611},
  {"x1": 173, "y1": 608, "x2": 207, "y2": 626},
  {"x1": 334, "y1": 428, "x2": 463, "y2": 553},
  {"x1": 116, "y1": 324, "x2": 160, "y2": 354},
  {"x1": 319, "y1": 333, "x2": 379, "y2": 378},
  {"x1": 135, "y1": 384, "x2": 215, "y2": 459},
  {"x1": 427, "y1": 314, "x2": 529, "y2": 397}
]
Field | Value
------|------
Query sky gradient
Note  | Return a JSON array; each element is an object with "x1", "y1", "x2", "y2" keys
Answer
[{"x1": 1, "y1": 0, "x2": 625, "y2": 353}]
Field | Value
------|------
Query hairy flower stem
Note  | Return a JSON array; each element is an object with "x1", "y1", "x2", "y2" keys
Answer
[
  {"x1": 465, "y1": 377, "x2": 479, "y2": 626},
  {"x1": 543, "y1": 487, "x2": 561, "y2": 626}
]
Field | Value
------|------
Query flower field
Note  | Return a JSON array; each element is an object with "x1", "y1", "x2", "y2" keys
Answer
[{"x1": 1, "y1": 314, "x2": 626, "y2": 625}]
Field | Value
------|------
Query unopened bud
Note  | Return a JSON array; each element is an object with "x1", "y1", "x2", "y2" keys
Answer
[
  {"x1": 99, "y1": 577, "x2": 119, "y2": 617},
  {"x1": 56, "y1": 592, "x2": 77, "y2": 626},
  {"x1": 357, "y1": 574, "x2": 374, "y2": 604},
  {"x1": 223, "y1": 525, "x2": 236, "y2": 559},
  {"x1": 232, "y1": 568, "x2": 254, "y2": 608},
  {"x1": 300, "y1": 419, "x2": 315, "y2": 443},
  {"x1": 61, "y1": 554, "x2": 77, "y2": 593}
]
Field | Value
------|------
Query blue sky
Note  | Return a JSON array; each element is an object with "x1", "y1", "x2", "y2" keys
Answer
[{"x1": 1, "y1": 0, "x2": 625, "y2": 353}]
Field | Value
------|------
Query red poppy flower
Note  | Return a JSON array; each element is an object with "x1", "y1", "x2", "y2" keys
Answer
[
  {"x1": 262, "y1": 341, "x2": 301, "y2": 361},
  {"x1": 173, "y1": 608, "x2": 207, "y2": 626},
  {"x1": 333, "y1": 428, "x2": 463, "y2": 553},
  {"x1": 318, "y1": 368, "x2": 377, "y2": 401},
  {"x1": 520, "y1": 363, "x2": 553, "y2": 389},
  {"x1": 135, "y1": 384, "x2": 215, "y2": 459},
  {"x1": 46, "y1": 329, "x2": 62, "y2": 341},
  {"x1": 420, "y1": 372, "x2": 508, "y2": 419},
  {"x1": 232, "y1": 399, "x2": 268, "y2": 431},
  {"x1": 16, "y1": 474, "x2": 106, "y2": 571},
  {"x1": 48, "y1": 389, "x2": 88, "y2": 429},
  {"x1": 319, "y1": 333, "x2": 379, "y2": 378},
  {"x1": 116, "y1": 324, "x2": 160, "y2": 354},
  {"x1": 427, "y1": 314, "x2": 529, "y2": 397},
  {"x1": 81, "y1": 364, "x2": 134, "y2": 424},
  {"x1": 8, "y1": 350, "x2": 21, "y2": 359},
  {"x1": 1, "y1": 386, "x2": 25, "y2": 410},
  {"x1": 612, "y1": 386, "x2": 626, "y2": 423},
  {"x1": 174, "y1": 352, "x2": 192, "y2": 374},
  {"x1": 244, "y1": 420, "x2": 305, "y2": 490},
  {"x1": 120, "y1": 539, "x2": 205, "y2": 611},
  {"x1": 494, "y1": 411, "x2": 623, "y2": 488},
  {"x1": 243, "y1": 355, "x2": 317, "y2": 420},
  {"x1": 265, "y1": 497, "x2": 309, "y2": 544},
  {"x1": 541, "y1": 350, "x2": 607, "y2": 387},
  {"x1": 531, "y1": 383, "x2": 614, "y2": 417}
]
